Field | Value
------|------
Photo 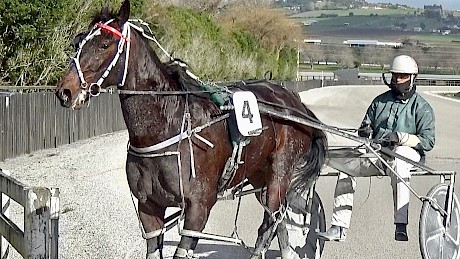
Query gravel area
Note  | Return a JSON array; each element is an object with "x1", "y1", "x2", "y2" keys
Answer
[
  {"x1": 0, "y1": 131, "x2": 259, "y2": 259},
  {"x1": 0, "y1": 131, "x2": 150, "y2": 259}
]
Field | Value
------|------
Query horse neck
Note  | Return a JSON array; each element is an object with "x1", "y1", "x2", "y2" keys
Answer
[
  {"x1": 129, "y1": 33, "x2": 177, "y2": 92},
  {"x1": 119, "y1": 33, "x2": 185, "y2": 147}
]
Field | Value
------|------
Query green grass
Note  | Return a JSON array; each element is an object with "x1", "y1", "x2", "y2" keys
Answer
[
  {"x1": 292, "y1": 8, "x2": 418, "y2": 18},
  {"x1": 304, "y1": 15, "x2": 403, "y2": 29},
  {"x1": 291, "y1": 8, "x2": 449, "y2": 40},
  {"x1": 298, "y1": 15, "x2": 444, "y2": 32},
  {"x1": 300, "y1": 64, "x2": 387, "y2": 73},
  {"x1": 299, "y1": 64, "x2": 342, "y2": 71},
  {"x1": 412, "y1": 34, "x2": 460, "y2": 44}
]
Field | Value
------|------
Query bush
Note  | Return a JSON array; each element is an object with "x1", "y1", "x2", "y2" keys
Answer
[
  {"x1": 0, "y1": 0, "x2": 72, "y2": 85},
  {"x1": 0, "y1": 0, "x2": 299, "y2": 85},
  {"x1": 142, "y1": 2, "x2": 299, "y2": 80}
]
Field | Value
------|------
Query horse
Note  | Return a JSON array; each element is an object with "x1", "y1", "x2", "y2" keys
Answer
[{"x1": 55, "y1": 1, "x2": 327, "y2": 258}]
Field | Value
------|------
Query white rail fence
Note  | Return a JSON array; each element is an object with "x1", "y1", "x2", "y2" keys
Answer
[{"x1": 0, "y1": 169, "x2": 59, "y2": 259}]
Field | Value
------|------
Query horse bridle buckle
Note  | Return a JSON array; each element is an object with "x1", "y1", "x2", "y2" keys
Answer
[{"x1": 89, "y1": 83, "x2": 101, "y2": 97}]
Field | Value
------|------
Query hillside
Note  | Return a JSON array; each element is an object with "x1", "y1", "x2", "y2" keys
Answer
[{"x1": 286, "y1": 4, "x2": 460, "y2": 75}]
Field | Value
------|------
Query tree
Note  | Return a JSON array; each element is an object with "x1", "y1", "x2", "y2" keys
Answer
[
  {"x1": 301, "y1": 45, "x2": 324, "y2": 70},
  {"x1": 155, "y1": 0, "x2": 225, "y2": 12},
  {"x1": 353, "y1": 61, "x2": 361, "y2": 68},
  {"x1": 420, "y1": 22, "x2": 426, "y2": 30},
  {"x1": 220, "y1": 3, "x2": 302, "y2": 52},
  {"x1": 335, "y1": 46, "x2": 355, "y2": 68}
]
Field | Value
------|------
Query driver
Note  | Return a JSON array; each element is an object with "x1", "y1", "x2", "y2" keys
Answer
[{"x1": 316, "y1": 55, "x2": 435, "y2": 242}]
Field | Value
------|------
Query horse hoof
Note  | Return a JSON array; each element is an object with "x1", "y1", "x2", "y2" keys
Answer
[{"x1": 281, "y1": 247, "x2": 300, "y2": 259}]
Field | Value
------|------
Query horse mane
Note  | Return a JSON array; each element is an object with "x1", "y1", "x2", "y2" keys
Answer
[
  {"x1": 163, "y1": 59, "x2": 212, "y2": 99},
  {"x1": 89, "y1": 4, "x2": 117, "y2": 26}
]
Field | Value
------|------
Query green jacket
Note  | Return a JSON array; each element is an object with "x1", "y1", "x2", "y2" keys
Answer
[{"x1": 363, "y1": 89, "x2": 435, "y2": 152}]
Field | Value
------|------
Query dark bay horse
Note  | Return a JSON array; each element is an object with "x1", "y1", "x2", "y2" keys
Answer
[{"x1": 55, "y1": 1, "x2": 327, "y2": 258}]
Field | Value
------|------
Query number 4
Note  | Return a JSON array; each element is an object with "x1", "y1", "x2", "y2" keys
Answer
[{"x1": 242, "y1": 100, "x2": 254, "y2": 123}]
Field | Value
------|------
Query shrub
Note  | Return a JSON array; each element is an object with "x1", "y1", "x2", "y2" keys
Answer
[{"x1": 0, "y1": 0, "x2": 299, "y2": 85}]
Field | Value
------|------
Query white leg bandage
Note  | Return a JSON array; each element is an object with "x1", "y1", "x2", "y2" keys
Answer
[
  {"x1": 174, "y1": 247, "x2": 194, "y2": 258},
  {"x1": 143, "y1": 228, "x2": 166, "y2": 239}
]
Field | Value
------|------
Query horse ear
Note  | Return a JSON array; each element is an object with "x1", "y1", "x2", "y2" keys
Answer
[
  {"x1": 101, "y1": 4, "x2": 111, "y2": 19},
  {"x1": 118, "y1": 0, "x2": 130, "y2": 24}
]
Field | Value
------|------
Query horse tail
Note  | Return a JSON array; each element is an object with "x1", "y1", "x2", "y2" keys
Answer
[{"x1": 290, "y1": 111, "x2": 328, "y2": 193}]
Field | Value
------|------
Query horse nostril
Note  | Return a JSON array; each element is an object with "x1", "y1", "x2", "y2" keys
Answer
[
  {"x1": 63, "y1": 89, "x2": 72, "y2": 101},
  {"x1": 56, "y1": 88, "x2": 72, "y2": 102}
]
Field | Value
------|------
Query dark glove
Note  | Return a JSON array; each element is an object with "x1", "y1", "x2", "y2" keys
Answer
[
  {"x1": 358, "y1": 125, "x2": 372, "y2": 138},
  {"x1": 381, "y1": 132, "x2": 399, "y2": 147}
]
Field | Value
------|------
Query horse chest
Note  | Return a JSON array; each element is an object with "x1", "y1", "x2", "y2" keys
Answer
[{"x1": 126, "y1": 156, "x2": 188, "y2": 206}]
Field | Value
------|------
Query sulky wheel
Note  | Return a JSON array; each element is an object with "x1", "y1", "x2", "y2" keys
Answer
[
  {"x1": 286, "y1": 190, "x2": 326, "y2": 259},
  {"x1": 420, "y1": 183, "x2": 460, "y2": 259}
]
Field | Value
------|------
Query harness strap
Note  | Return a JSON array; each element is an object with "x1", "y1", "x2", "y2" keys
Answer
[
  {"x1": 129, "y1": 132, "x2": 189, "y2": 153},
  {"x1": 128, "y1": 114, "x2": 229, "y2": 154},
  {"x1": 180, "y1": 229, "x2": 243, "y2": 244}
]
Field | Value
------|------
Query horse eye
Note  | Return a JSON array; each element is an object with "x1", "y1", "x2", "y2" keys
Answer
[
  {"x1": 73, "y1": 32, "x2": 87, "y2": 52},
  {"x1": 101, "y1": 43, "x2": 109, "y2": 50}
]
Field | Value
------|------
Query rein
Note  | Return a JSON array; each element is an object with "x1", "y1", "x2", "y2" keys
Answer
[{"x1": 98, "y1": 88, "x2": 225, "y2": 96}]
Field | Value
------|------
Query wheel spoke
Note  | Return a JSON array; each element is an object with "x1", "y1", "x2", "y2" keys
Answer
[
  {"x1": 424, "y1": 224, "x2": 445, "y2": 238},
  {"x1": 444, "y1": 232, "x2": 460, "y2": 247}
]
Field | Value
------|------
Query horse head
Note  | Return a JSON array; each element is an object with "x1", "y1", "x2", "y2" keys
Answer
[{"x1": 56, "y1": 0, "x2": 131, "y2": 109}]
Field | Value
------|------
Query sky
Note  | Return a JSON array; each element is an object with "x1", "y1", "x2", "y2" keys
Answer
[{"x1": 366, "y1": 0, "x2": 460, "y2": 11}]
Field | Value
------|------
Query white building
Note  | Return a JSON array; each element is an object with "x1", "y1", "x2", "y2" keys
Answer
[
  {"x1": 343, "y1": 39, "x2": 402, "y2": 48},
  {"x1": 304, "y1": 39, "x2": 322, "y2": 45}
]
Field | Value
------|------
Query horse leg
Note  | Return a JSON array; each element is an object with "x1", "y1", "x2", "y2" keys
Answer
[
  {"x1": 252, "y1": 209, "x2": 299, "y2": 259},
  {"x1": 173, "y1": 201, "x2": 212, "y2": 259},
  {"x1": 277, "y1": 220, "x2": 300, "y2": 259},
  {"x1": 251, "y1": 210, "x2": 276, "y2": 259},
  {"x1": 138, "y1": 200, "x2": 166, "y2": 259},
  {"x1": 173, "y1": 235, "x2": 198, "y2": 259},
  {"x1": 251, "y1": 180, "x2": 289, "y2": 259}
]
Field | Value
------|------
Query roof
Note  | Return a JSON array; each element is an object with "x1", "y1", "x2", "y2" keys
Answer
[{"x1": 343, "y1": 40, "x2": 379, "y2": 45}]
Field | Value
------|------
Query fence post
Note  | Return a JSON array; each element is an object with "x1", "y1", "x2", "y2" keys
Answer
[
  {"x1": 49, "y1": 188, "x2": 59, "y2": 259},
  {"x1": 24, "y1": 187, "x2": 51, "y2": 259},
  {"x1": 0, "y1": 169, "x2": 10, "y2": 259}
]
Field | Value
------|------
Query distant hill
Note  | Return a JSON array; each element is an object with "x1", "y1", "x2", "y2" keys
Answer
[{"x1": 366, "y1": 0, "x2": 460, "y2": 11}]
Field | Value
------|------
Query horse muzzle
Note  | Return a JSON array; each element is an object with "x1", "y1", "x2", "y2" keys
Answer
[{"x1": 55, "y1": 85, "x2": 89, "y2": 110}]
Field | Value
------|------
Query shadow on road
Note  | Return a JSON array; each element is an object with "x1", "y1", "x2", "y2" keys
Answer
[{"x1": 163, "y1": 241, "x2": 280, "y2": 258}]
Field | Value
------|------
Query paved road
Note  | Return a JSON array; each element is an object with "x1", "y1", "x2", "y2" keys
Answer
[{"x1": 0, "y1": 85, "x2": 459, "y2": 258}]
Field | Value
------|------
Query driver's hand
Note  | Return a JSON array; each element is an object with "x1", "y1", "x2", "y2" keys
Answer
[
  {"x1": 358, "y1": 125, "x2": 372, "y2": 138},
  {"x1": 381, "y1": 132, "x2": 399, "y2": 147}
]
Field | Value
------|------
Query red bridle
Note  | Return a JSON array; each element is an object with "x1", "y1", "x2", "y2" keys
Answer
[{"x1": 96, "y1": 22, "x2": 131, "y2": 42}]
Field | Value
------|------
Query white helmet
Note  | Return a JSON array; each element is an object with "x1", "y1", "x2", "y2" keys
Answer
[{"x1": 390, "y1": 55, "x2": 418, "y2": 74}]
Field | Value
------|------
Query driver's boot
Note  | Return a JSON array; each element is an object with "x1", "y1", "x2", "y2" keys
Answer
[{"x1": 316, "y1": 225, "x2": 347, "y2": 242}]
